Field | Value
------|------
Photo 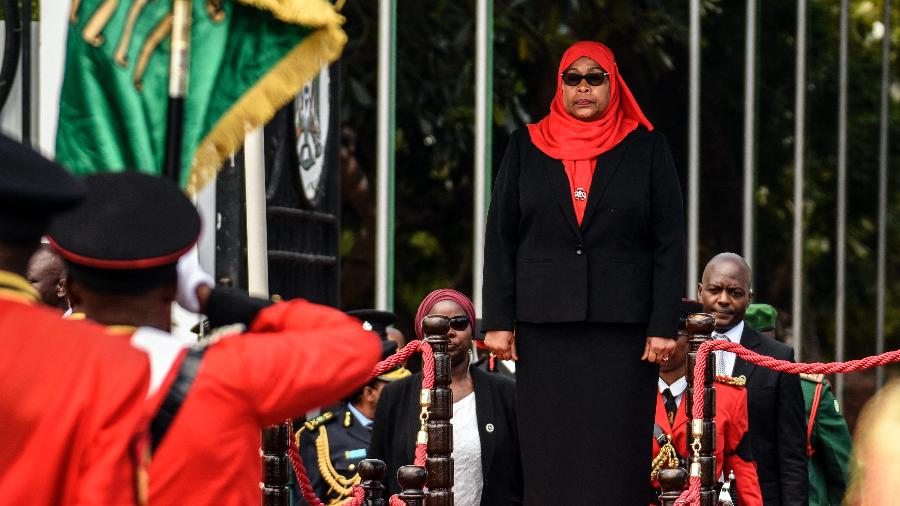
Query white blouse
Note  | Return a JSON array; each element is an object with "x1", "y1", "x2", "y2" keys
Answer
[{"x1": 452, "y1": 392, "x2": 483, "y2": 506}]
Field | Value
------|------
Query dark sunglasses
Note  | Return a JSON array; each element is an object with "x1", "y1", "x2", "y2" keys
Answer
[
  {"x1": 448, "y1": 315, "x2": 471, "y2": 331},
  {"x1": 561, "y1": 70, "x2": 609, "y2": 87}
]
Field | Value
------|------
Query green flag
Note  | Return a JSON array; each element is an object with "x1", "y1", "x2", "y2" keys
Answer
[{"x1": 56, "y1": 0, "x2": 346, "y2": 194}]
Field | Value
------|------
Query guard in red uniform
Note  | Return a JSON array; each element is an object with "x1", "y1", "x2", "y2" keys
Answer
[
  {"x1": 47, "y1": 172, "x2": 381, "y2": 505},
  {"x1": 0, "y1": 136, "x2": 151, "y2": 505},
  {"x1": 650, "y1": 301, "x2": 762, "y2": 506}
]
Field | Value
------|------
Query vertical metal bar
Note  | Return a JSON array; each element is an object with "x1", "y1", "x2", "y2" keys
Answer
[
  {"x1": 742, "y1": 0, "x2": 756, "y2": 273},
  {"x1": 473, "y1": 0, "x2": 493, "y2": 315},
  {"x1": 835, "y1": 0, "x2": 848, "y2": 402},
  {"x1": 875, "y1": 0, "x2": 890, "y2": 390},
  {"x1": 375, "y1": 0, "x2": 396, "y2": 311},
  {"x1": 792, "y1": 0, "x2": 807, "y2": 360},
  {"x1": 245, "y1": 128, "x2": 270, "y2": 298},
  {"x1": 687, "y1": 0, "x2": 701, "y2": 291},
  {"x1": 21, "y1": 0, "x2": 31, "y2": 147}
]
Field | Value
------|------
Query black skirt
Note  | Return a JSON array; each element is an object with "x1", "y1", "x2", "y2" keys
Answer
[{"x1": 515, "y1": 321, "x2": 658, "y2": 505}]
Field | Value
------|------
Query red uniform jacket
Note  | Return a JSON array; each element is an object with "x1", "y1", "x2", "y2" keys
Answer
[
  {"x1": 651, "y1": 381, "x2": 763, "y2": 506},
  {"x1": 0, "y1": 280, "x2": 151, "y2": 506},
  {"x1": 141, "y1": 297, "x2": 381, "y2": 506}
]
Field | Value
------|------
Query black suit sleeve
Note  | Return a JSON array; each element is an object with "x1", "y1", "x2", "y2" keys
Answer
[
  {"x1": 777, "y1": 348, "x2": 810, "y2": 506},
  {"x1": 206, "y1": 287, "x2": 274, "y2": 328},
  {"x1": 368, "y1": 381, "x2": 399, "y2": 495},
  {"x1": 645, "y1": 134, "x2": 686, "y2": 338},
  {"x1": 482, "y1": 132, "x2": 522, "y2": 331}
]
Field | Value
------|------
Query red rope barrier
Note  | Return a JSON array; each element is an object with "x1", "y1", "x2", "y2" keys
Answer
[
  {"x1": 288, "y1": 425, "x2": 332, "y2": 506},
  {"x1": 674, "y1": 342, "x2": 900, "y2": 505},
  {"x1": 288, "y1": 339, "x2": 436, "y2": 506}
]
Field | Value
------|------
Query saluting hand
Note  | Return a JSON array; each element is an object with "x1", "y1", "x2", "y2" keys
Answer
[
  {"x1": 641, "y1": 336, "x2": 675, "y2": 364},
  {"x1": 485, "y1": 330, "x2": 518, "y2": 361}
]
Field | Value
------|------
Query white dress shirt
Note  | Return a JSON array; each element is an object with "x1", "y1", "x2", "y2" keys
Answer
[
  {"x1": 713, "y1": 320, "x2": 745, "y2": 376},
  {"x1": 452, "y1": 392, "x2": 483, "y2": 506},
  {"x1": 658, "y1": 376, "x2": 688, "y2": 407}
]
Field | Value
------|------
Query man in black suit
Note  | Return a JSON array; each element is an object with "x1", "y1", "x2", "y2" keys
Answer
[{"x1": 698, "y1": 253, "x2": 808, "y2": 506}]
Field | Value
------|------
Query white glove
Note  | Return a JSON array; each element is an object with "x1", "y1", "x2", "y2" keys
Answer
[{"x1": 176, "y1": 247, "x2": 214, "y2": 313}]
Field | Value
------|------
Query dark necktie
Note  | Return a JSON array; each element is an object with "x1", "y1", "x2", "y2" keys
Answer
[{"x1": 663, "y1": 388, "x2": 678, "y2": 426}]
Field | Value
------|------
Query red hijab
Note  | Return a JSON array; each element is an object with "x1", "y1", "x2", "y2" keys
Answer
[{"x1": 527, "y1": 41, "x2": 653, "y2": 160}]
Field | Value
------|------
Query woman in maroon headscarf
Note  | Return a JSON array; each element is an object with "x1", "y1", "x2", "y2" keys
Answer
[
  {"x1": 369, "y1": 289, "x2": 522, "y2": 505},
  {"x1": 482, "y1": 41, "x2": 685, "y2": 503}
]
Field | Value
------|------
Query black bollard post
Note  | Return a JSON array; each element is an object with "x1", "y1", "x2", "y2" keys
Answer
[
  {"x1": 397, "y1": 465, "x2": 428, "y2": 506},
  {"x1": 658, "y1": 467, "x2": 689, "y2": 506},
  {"x1": 684, "y1": 313, "x2": 717, "y2": 506},
  {"x1": 261, "y1": 422, "x2": 292, "y2": 505},
  {"x1": 359, "y1": 459, "x2": 387, "y2": 506},
  {"x1": 422, "y1": 315, "x2": 453, "y2": 506}
]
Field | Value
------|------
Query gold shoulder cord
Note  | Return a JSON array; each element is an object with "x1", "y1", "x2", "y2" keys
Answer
[
  {"x1": 0, "y1": 271, "x2": 39, "y2": 303},
  {"x1": 313, "y1": 426, "x2": 360, "y2": 500},
  {"x1": 714, "y1": 374, "x2": 747, "y2": 387},
  {"x1": 650, "y1": 437, "x2": 681, "y2": 481}
]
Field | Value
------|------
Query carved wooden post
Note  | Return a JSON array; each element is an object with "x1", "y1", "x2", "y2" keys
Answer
[
  {"x1": 397, "y1": 465, "x2": 428, "y2": 506},
  {"x1": 684, "y1": 313, "x2": 717, "y2": 506},
  {"x1": 359, "y1": 459, "x2": 387, "y2": 506},
  {"x1": 261, "y1": 421, "x2": 292, "y2": 505},
  {"x1": 422, "y1": 315, "x2": 453, "y2": 506},
  {"x1": 658, "y1": 467, "x2": 689, "y2": 506}
]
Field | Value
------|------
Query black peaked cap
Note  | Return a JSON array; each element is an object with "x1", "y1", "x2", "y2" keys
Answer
[
  {"x1": 347, "y1": 309, "x2": 397, "y2": 340},
  {"x1": 0, "y1": 134, "x2": 86, "y2": 242},
  {"x1": 48, "y1": 172, "x2": 199, "y2": 292},
  {"x1": 380, "y1": 339, "x2": 398, "y2": 361}
]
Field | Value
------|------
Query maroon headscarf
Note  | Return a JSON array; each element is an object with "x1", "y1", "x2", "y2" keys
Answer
[{"x1": 413, "y1": 288, "x2": 477, "y2": 341}]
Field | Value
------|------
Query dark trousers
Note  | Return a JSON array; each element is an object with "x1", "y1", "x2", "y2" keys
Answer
[{"x1": 516, "y1": 322, "x2": 658, "y2": 505}]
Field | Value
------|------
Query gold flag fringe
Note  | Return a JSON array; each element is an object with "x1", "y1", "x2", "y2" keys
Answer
[
  {"x1": 232, "y1": 0, "x2": 345, "y2": 27},
  {"x1": 186, "y1": 24, "x2": 346, "y2": 195}
]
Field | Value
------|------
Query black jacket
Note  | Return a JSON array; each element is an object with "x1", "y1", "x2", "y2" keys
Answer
[
  {"x1": 368, "y1": 366, "x2": 522, "y2": 505},
  {"x1": 482, "y1": 127, "x2": 685, "y2": 338},
  {"x1": 732, "y1": 325, "x2": 809, "y2": 506}
]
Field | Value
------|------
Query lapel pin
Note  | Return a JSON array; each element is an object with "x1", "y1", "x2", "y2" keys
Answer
[{"x1": 485, "y1": 423, "x2": 494, "y2": 433}]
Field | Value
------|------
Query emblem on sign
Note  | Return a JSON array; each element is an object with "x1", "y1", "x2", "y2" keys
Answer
[
  {"x1": 573, "y1": 187, "x2": 587, "y2": 201},
  {"x1": 294, "y1": 67, "x2": 331, "y2": 207}
]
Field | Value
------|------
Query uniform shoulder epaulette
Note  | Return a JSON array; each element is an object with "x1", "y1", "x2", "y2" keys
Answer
[
  {"x1": 195, "y1": 323, "x2": 246, "y2": 349},
  {"x1": 714, "y1": 374, "x2": 747, "y2": 387},
  {"x1": 302, "y1": 411, "x2": 336, "y2": 432},
  {"x1": 800, "y1": 373, "x2": 825, "y2": 383}
]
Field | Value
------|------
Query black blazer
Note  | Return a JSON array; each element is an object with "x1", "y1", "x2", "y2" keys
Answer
[
  {"x1": 482, "y1": 127, "x2": 685, "y2": 338},
  {"x1": 732, "y1": 325, "x2": 809, "y2": 506},
  {"x1": 368, "y1": 366, "x2": 522, "y2": 505}
]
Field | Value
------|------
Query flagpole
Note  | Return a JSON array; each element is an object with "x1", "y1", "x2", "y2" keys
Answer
[{"x1": 163, "y1": 0, "x2": 192, "y2": 184}]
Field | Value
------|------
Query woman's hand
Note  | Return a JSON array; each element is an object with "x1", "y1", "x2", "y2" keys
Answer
[
  {"x1": 641, "y1": 336, "x2": 675, "y2": 364},
  {"x1": 485, "y1": 330, "x2": 518, "y2": 361}
]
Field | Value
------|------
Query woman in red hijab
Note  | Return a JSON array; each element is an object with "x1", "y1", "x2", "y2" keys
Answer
[{"x1": 481, "y1": 41, "x2": 685, "y2": 504}]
